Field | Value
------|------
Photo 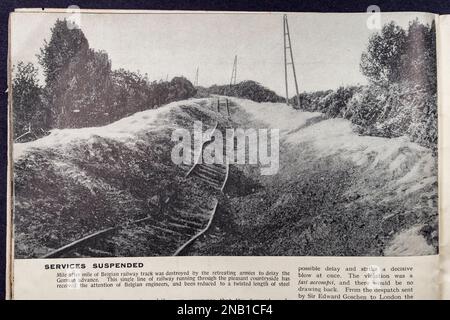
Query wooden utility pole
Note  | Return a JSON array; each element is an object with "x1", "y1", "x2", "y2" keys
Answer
[
  {"x1": 283, "y1": 16, "x2": 289, "y2": 106},
  {"x1": 230, "y1": 55, "x2": 237, "y2": 87},
  {"x1": 283, "y1": 15, "x2": 301, "y2": 108},
  {"x1": 195, "y1": 67, "x2": 199, "y2": 86}
]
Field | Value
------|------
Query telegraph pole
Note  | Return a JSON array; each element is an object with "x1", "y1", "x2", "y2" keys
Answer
[
  {"x1": 195, "y1": 67, "x2": 199, "y2": 86},
  {"x1": 230, "y1": 55, "x2": 237, "y2": 87},
  {"x1": 283, "y1": 15, "x2": 301, "y2": 108},
  {"x1": 283, "y1": 16, "x2": 289, "y2": 105}
]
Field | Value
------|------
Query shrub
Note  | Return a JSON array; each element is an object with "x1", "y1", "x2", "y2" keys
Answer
[
  {"x1": 12, "y1": 62, "x2": 48, "y2": 141},
  {"x1": 299, "y1": 82, "x2": 437, "y2": 153},
  {"x1": 206, "y1": 80, "x2": 284, "y2": 103}
]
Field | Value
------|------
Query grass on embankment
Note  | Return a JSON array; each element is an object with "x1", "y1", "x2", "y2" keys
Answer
[
  {"x1": 13, "y1": 98, "x2": 229, "y2": 258},
  {"x1": 186, "y1": 98, "x2": 438, "y2": 256}
]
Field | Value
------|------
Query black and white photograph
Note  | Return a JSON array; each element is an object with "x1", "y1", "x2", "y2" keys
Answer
[{"x1": 11, "y1": 11, "x2": 438, "y2": 259}]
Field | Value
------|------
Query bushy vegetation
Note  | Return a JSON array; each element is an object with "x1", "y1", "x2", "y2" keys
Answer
[
  {"x1": 12, "y1": 62, "x2": 48, "y2": 140},
  {"x1": 297, "y1": 86, "x2": 360, "y2": 118},
  {"x1": 294, "y1": 19, "x2": 437, "y2": 152},
  {"x1": 203, "y1": 80, "x2": 284, "y2": 103},
  {"x1": 13, "y1": 19, "x2": 196, "y2": 141}
]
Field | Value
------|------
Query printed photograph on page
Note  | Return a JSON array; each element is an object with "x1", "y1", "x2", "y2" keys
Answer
[{"x1": 10, "y1": 10, "x2": 438, "y2": 259}]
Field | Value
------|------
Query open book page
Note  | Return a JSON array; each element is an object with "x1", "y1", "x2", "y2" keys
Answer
[
  {"x1": 437, "y1": 15, "x2": 450, "y2": 300},
  {"x1": 7, "y1": 9, "x2": 440, "y2": 299}
]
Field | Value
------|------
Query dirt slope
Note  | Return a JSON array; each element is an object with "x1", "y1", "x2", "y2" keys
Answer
[
  {"x1": 186, "y1": 98, "x2": 438, "y2": 256},
  {"x1": 13, "y1": 98, "x2": 229, "y2": 258}
]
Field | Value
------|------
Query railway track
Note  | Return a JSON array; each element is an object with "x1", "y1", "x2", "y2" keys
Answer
[{"x1": 41, "y1": 98, "x2": 232, "y2": 258}]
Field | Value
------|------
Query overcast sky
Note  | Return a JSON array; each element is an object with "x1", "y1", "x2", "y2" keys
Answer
[{"x1": 11, "y1": 11, "x2": 435, "y2": 96}]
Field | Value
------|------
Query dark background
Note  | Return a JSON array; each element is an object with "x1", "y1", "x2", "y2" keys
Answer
[{"x1": 2, "y1": 0, "x2": 450, "y2": 301}]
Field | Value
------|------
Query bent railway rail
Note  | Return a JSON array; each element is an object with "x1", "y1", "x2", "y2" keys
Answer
[
  {"x1": 174, "y1": 132, "x2": 232, "y2": 256},
  {"x1": 41, "y1": 98, "x2": 232, "y2": 258}
]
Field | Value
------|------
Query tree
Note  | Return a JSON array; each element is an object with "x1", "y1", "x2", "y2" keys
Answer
[
  {"x1": 167, "y1": 77, "x2": 197, "y2": 102},
  {"x1": 38, "y1": 19, "x2": 113, "y2": 128},
  {"x1": 206, "y1": 80, "x2": 283, "y2": 103},
  {"x1": 12, "y1": 62, "x2": 48, "y2": 141},
  {"x1": 27, "y1": 19, "x2": 198, "y2": 133},
  {"x1": 49, "y1": 48, "x2": 114, "y2": 127},
  {"x1": 360, "y1": 22, "x2": 406, "y2": 85},
  {"x1": 38, "y1": 19, "x2": 89, "y2": 86},
  {"x1": 357, "y1": 19, "x2": 438, "y2": 150},
  {"x1": 361, "y1": 19, "x2": 436, "y2": 92},
  {"x1": 111, "y1": 69, "x2": 153, "y2": 118},
  {"x1": 401, "y1": 19, "x2": 437, "y2": 93}
]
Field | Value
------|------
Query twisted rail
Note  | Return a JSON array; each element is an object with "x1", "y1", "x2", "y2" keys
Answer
[{"x1": 40, "y1": 98, "x2": 232, "y2": 258}]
